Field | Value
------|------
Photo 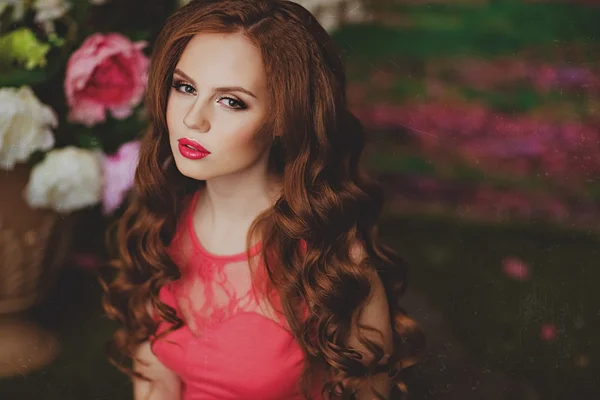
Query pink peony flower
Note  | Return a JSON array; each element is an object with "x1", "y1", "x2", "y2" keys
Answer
[
  {"x1": 102, "y1": 140, "x2": 140, "y2": 214},
  {"x1": 64, "y1": 33, "x2": 149, "y2": 126},
  {"x1": 502, "y1": 257, "x2": 531, "y2": 281},
  {"x1": 540, "y1": 323, "x2": 558, "y2": 342}
]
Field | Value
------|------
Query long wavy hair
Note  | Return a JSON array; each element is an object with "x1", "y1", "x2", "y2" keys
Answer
[{"x1": 102, "y1": 1, "x2": 424, "y2": 399}]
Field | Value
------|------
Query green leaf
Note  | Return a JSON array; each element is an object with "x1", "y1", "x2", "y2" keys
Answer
[{"x1": 0, "y1": 28, "x2": 51, "y2": 70}]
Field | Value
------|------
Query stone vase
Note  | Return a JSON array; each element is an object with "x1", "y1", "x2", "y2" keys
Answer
[{"x1": 0, "y1": 164, "x2": 77, "y2": 378}]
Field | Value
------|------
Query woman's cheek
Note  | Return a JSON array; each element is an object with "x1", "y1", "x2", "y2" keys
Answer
[
  {"x1": 223, "y1": 120, "x2": 261, "y2": 149},
  {"x1": 166, "y1": 99, "x2": 185, "y2": 135}
]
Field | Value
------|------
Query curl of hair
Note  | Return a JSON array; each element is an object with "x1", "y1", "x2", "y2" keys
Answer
[{"x1": 102, "y1": 1, "x2": 425, "y2": 398}]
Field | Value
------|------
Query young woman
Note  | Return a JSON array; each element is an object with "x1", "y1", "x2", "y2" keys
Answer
[{"x1": 102, "y1": 1, "x2": 423, "y2": 399}]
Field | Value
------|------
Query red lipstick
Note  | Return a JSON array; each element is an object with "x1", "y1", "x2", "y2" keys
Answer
[{"x1": 178, "y1": 138, "x2": 210, "y2": 160}]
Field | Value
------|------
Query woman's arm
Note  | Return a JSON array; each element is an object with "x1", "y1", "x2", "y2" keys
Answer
[{"x1": 133, "y1": 341, "x2": 182, "y2": 400}]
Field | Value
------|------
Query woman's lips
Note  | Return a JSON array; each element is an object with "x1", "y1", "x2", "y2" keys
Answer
[{"x1": 178, "y1": 138, "x2": 210, "y2": 160}]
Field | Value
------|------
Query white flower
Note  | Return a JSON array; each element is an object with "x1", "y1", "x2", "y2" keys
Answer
[
  {"x1": 24, "y1": 147, "x2": 103, "y2": 213},
  {"x1": 34, "y1": 0, "x2": 70, "y2": 21},
  {"x1": 294, "y1": 0, "x2": 371, "y2": 32},
  {"x1": 0, "y1": 1, "x2": 26, "y2": 23},
  {"x1": 33, "y1": 0, "x2": 71, "y2": 33},
  {"x1": 89, "y1": 0, "x2": 109, "y2": 5},
  {"x1": 0, "y1": 86, "x2": 56, "y2": 170}
]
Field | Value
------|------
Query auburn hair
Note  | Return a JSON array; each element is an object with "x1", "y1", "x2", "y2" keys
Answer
[{"x1": 102, "y1": 1, "x2": 424, "y2": 398}]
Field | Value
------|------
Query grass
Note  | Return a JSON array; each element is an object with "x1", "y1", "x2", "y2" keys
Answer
[
  {"x1": 379, "y1": 216, "x2": 600, "y2": 400},
  {"x1": 334, "y1": 0, "x2": 600, "y2": 61}
]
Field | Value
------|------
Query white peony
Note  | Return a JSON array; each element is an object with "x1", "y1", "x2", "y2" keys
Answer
[
  {"x1": 0, "y1": 1, "x2": 26, "y2": 23},
  {"x1": 34, "y1": 0, "x2": 70, "y2": 22},
  {"x1": 0, "y1": 86, "x2": 56, "y2": 170},
  {"x1": 24, "y1": 147, "x2": 103, "y2": 213},
  {"x1": 294, "y1": 0, "x2": 371, "y2": 32},
  {"x1": 33, "y1": 0, "x2": 71, "y2": 33}
]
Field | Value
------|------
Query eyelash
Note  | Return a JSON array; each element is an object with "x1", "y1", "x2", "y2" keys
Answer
[{"x1": 171, "y1": 80, "x2": 247, "y2": 110}]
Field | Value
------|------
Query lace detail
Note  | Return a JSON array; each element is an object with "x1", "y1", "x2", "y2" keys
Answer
[{"x1": 165, "y1": 190, "x2": 282, "y2": 337}]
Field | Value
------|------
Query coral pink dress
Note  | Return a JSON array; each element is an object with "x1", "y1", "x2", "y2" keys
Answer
[{"x1": 151, "y1": 190, "x2": 322, "y2": 400}]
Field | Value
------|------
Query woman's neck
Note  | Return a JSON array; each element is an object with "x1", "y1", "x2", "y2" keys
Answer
[{"x1": 194, "y1": 171, "x2": 282, "y2": 243}]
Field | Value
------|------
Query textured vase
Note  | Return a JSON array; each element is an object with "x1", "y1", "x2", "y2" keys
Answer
[{"x1": 0, "y1": 164, "x2": 76, "y2": 378}]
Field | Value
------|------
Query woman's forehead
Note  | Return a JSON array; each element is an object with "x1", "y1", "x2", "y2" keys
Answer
[{"x1": 175, "y1": 33, "x2": 266, "y2": 93}]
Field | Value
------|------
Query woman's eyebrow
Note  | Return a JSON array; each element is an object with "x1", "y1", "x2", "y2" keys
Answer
[
  {"x1": 173, "y1": 68, "x2": 257, "y2": 99},
  {"x1": 173, "y1": 68, "x2": 196, "y2": 85}
]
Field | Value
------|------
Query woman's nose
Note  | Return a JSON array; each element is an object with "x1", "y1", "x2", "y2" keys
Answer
[{"x1": 183, "y1": 103, "x2": 211, "y2": 133}]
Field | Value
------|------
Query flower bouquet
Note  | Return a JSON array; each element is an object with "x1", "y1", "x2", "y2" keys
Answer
[
  {"x1": 0, "y1": 0, "x2": 163, "y2": 215},
  {"x1": 0, "y1": 0, "x2": 178, "y2": 378}
]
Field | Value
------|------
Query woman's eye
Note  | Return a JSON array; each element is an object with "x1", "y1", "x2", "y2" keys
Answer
[
  {"x1": 172, "y1": 81, "x2": 196, "y2": 95},
  {"x1": 218, "y1": 96, "x2": 247, "y2": 110},
  {"x1": 171, "y1": 82, "x2": 246, "y2": 110}
]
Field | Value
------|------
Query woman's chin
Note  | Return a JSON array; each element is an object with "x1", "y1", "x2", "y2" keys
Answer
[{"x1": 173, "y1": 159, "x2": 211, "y2": 181}]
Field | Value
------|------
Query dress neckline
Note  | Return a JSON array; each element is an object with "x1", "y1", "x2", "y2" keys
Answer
[{"x1": 186, "y1": 189, "x2": 263, "y2": 263}]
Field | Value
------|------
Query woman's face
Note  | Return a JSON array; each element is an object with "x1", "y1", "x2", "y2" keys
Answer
[{"x1": 166, "y1": 32, "x2": 271, "y2": 182}]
